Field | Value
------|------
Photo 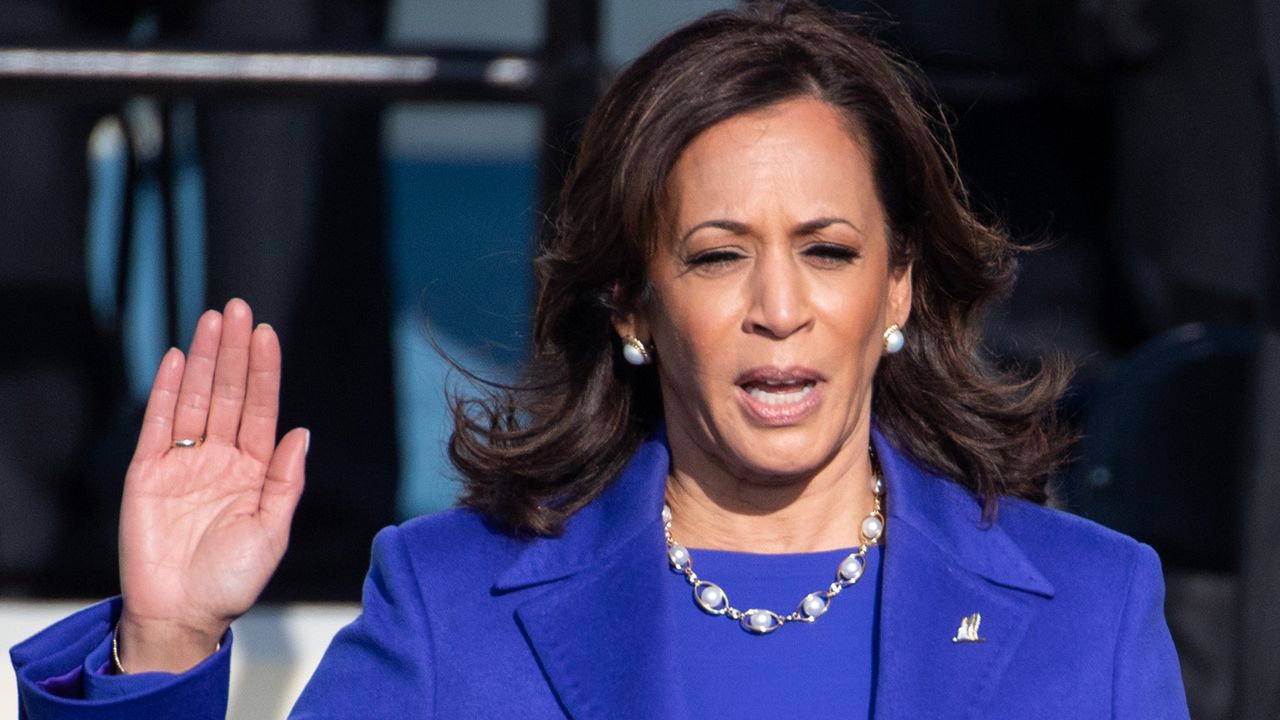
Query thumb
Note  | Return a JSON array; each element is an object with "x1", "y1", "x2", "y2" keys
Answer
[{"x1": 260, "y1": 427, "x2": 308, "y2": 543}]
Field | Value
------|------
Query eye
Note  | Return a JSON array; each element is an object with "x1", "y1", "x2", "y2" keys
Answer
[
  {"x1": 686, "y1": 248, "x2": 747, "y2": 268},
  {"x1": 802, "y1": 242, "x2": 860, "y2": 265}
]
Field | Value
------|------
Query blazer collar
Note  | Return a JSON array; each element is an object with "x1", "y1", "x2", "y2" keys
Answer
[
  {"x1": 873, "y1": 429, "x2": 1054, "y2": 598},
  {"x1": 497, "y1": 425, "x2": 1056, "y2": 719},
  {"x1": 493, "y1": 428, "x2": 670, "y2": 593}
]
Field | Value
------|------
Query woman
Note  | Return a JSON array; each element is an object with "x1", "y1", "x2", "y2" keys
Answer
[{"x1": 12, "y1": 1, "x2": 1188, "y2": 717}]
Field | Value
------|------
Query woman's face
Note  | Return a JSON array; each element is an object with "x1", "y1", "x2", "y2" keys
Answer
[{"x1": 620, "y1": 97, "x2": 911, "y2": 486}]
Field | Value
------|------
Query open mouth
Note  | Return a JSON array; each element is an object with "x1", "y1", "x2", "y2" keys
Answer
[
  {"x1": 742, "y1": 379, "x2": 816, "y2": 405},
  {"x1": 734, "y1": 367, "x2": 824, "y2": 423}
]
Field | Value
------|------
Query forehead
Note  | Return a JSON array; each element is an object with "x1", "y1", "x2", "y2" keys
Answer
[{"x1": 665, "y1": 98, "x2": 880, "y2": 231}]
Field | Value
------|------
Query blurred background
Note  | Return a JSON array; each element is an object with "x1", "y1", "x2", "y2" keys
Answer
[{"x1": 0, "y1": 0, "x2": 1275, "y2": 717}]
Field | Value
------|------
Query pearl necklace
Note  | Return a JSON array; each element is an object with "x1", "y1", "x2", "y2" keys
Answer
[{"x1": 662, "y1": 463, "x2": 885, "y2": 635}]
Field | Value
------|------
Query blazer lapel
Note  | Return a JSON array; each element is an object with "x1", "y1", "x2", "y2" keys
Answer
[
  {"x1": 871, "y1": 430, "x2": 1056, "y2": 720},
  {"x1": 496, "y1": 433, "x2": 689, "y2": 720}
]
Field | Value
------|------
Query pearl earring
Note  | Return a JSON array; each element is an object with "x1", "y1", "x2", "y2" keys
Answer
[
  {"x1": 622, "y1": 336, "x2": 653, "y2": 366},
  {"x1": 883, "y1": 324, "x2": 905, "y2": 354}
]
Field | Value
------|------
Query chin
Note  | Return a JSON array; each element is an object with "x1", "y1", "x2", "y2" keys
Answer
[{"x1": 721, "y1": 427, "x2": 841, "y2": 482}]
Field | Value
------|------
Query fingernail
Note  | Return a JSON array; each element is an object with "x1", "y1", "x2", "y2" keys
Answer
[{"x1": 304, "y1": 430, "x2": 312, "y2": 455}]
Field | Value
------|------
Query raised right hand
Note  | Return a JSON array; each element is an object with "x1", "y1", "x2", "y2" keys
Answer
[{"x1": 116, "y1": 298, "x2": 308, "y2": 673}]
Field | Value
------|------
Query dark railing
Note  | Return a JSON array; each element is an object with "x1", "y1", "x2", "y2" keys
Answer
[{"x1": 0, "y1": 0, "x2": 604, "y2": 217}]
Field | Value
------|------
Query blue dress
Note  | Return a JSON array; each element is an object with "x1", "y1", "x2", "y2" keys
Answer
[{"x1": 670, "y1": 545, "x2": 882, "y2": 717}]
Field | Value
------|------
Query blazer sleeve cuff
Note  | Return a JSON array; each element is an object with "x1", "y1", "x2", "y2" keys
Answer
[{"x1": 10, "y1": 597, "x2": 231, "y2": 719}]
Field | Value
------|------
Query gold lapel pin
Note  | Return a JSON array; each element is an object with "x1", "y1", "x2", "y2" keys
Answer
[{"x1": 952, "y1": 612, "x2": 985, "y2": 643}]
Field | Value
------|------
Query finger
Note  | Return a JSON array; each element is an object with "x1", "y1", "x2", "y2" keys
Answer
[
  {"x1": 171, "y1": 310, "x2": 223, "y2": 445},
  {"x1": 259, "y1": 427, "x2": 309, "y2": 547},
  {"x1": 205, "y1": 298, "x2": 254, "y2": 445},
  {"x1": 133, "y1": 348, "x2": 186, "y2": 461},
  {"x1": 237, "y1": 323, "x2": 283, "y2": 465}
]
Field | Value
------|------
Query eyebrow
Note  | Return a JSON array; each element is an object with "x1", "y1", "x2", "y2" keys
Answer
[
  {"x1": 677, "y1": 216, "x2": 862, "y2": 245},
  {"x1": 796, "y1": 217, "x2": 862, "y2": 236}
]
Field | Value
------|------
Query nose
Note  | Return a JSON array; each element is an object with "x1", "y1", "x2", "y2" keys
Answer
[{"x1": 742, "y1": 250, "x2": 813, "y2": 339}]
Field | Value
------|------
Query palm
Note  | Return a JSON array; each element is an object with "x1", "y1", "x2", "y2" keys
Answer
[
  {"x1": 118, "y1": 299, "x2": 307, "y2": 670},
  {"x1": 123, "y1": 447, "x2": 278, "y2": 622}
]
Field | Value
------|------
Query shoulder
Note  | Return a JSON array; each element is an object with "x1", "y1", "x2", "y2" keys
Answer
[
  {"x1": 880, "y1": 431, "x2": 1163, "y2": 602},
  {"x1": 989, "y1": 495, "x2": 1187, "y2": 716},
  {"x1": 995, "y1": 495, "x2": 1155, "y2": 564},
  {"x1": 368, "y1": 508, "x2": 527, "y2": 594},
  {"x1": 396, "y1": 506, "x2": 519, "y2": 549},
  {"x1": 993, "y1": 497, "x2": 1146, "y2": 558},
  {"x1": 993, "y1": 494, "x2": 1165, "y2": 606}
]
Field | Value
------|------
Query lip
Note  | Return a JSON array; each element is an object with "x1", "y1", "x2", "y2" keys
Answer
[{"x1": 734, "y1": 366, "x2": 824, "y2": 425}]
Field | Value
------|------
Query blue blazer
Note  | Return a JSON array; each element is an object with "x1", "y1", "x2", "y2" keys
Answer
[{"x1": 12, "y1": 429, "x2": 1189, "y2": 718}]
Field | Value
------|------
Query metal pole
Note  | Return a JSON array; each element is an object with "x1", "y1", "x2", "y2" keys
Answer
[
  {"x1": 537, "y1": 0, "x2": 603, "y2": 244},
  {"x1": 0, "y1": 48, "x2": 539, "y2": 103}
]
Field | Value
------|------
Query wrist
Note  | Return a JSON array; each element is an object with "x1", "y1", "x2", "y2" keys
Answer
[{"x1": 115, "y1": 612, "x2": 226, "y2": 674}]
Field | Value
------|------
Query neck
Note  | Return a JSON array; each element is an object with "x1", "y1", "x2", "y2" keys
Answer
[{"x1": 663, "y1": 437, "x2": 878, "y2": 554}]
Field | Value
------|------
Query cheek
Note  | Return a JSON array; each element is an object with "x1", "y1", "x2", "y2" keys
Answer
[
  {"x1": 812, "y1": 290, "x2": 889, "y2": 406},
  {"x1": 652, "y1": 297, "x2": 734, "y2": 376},
  {"x1": 818, "y1": 280, "x2": 889, "y2": 353},
  {"x1": 646, "y1": 279, "x2": 752, "y2": 404},
  {"x1": 845, "y1": 314, "x2": 887, "y2": 390}
]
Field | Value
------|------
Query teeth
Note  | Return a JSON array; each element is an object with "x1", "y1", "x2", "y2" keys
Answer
[{"x1": 746, "y1": 383, "x2": 813, "y2": 405}]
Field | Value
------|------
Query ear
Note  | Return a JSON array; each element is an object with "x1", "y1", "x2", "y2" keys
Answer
[
  {"x1": 888, "y1": 261, "x2": 913, "y2": 328},
  {"x1": 610, "y1": 285, "x2": 652, "y2": 343},
  {"x1": 611, "y1": 312, "x2": 652, "y2": 345}
]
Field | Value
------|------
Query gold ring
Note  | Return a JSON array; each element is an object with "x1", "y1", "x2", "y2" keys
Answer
[{"x1": 172, "y1": 437, "x2": 203, "y2": 448}]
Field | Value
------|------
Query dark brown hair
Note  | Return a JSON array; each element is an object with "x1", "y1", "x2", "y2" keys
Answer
[{"x1": 450, "y1": 0, "x2": 1072, "y2": 535}]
